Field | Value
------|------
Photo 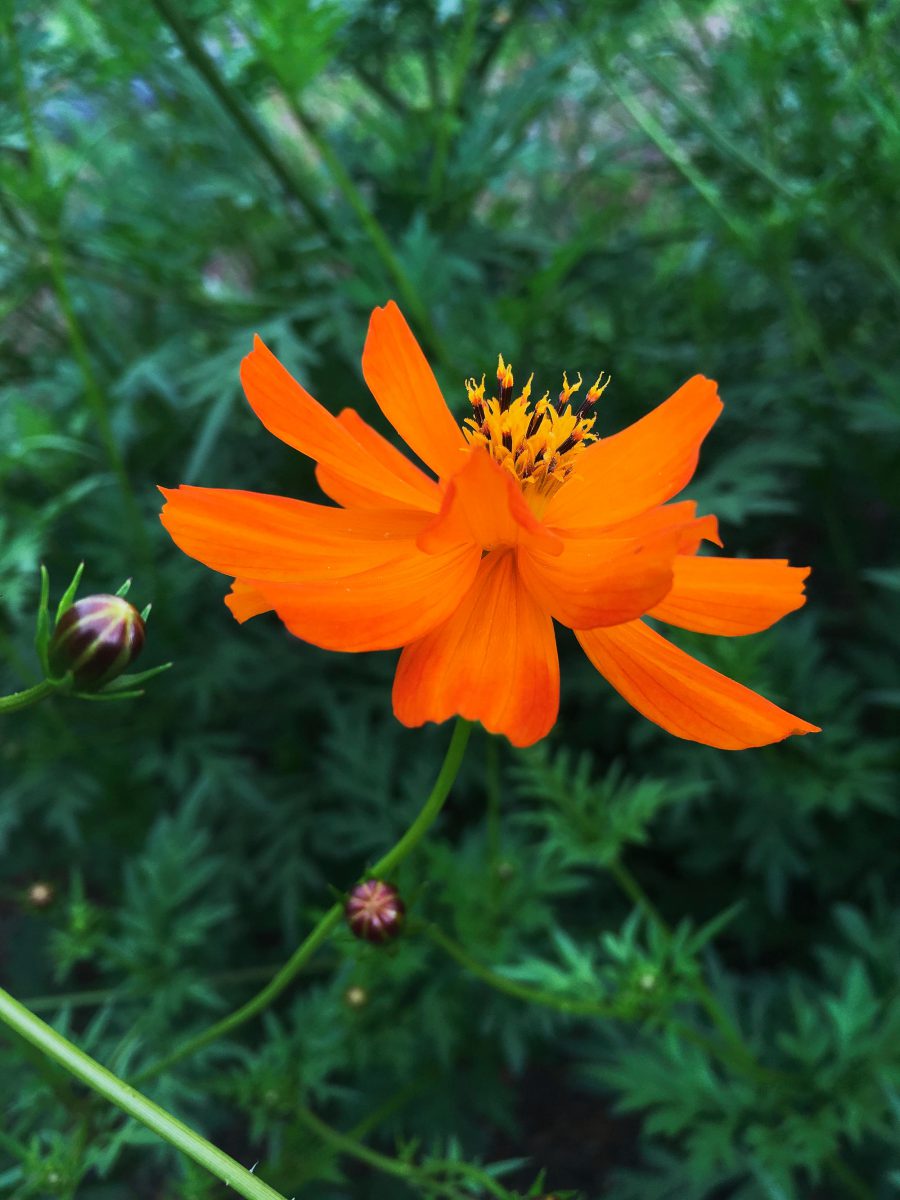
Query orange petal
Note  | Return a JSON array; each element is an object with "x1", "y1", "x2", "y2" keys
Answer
[
  {"x1": 316, "y1": 408, "x2": 440, "y2": 511},
  {"x1": 244, "y1": 539, "x2": 480, "y2": 651},
  {"x1": 240, "y1": 336, "x2": 434, "y2": 511},
  {"x1": 160, "y1": 485, "x2": 432, "y2": 580},
  {"x1": 393, "y1": 549, "x2": 559, "y2": 747},
  {"x1": 649, "y1": 557, "x2": 809, "y2": 636},
  {"x1": 518, "y1": 526, "x2": 685, "y2": 631},
  {"x1": 544, "y1": 376, "x2": 723, "y2": 531},
  {"x1": 159, "y1": 485, "x2": 480, "y2": 651},
  {"x1": 418, "y1": 448, "x2": 563, "y2": 556},
  {"x1": 576, "y1": 620, "x2": 820, "y2": 749},
  {"x1": 599, "y1": 501, "x2": 723, "y2": 553},
  {"x1": 225, "y1": 579, "x2": 272, "y2": 622},
  {"x1": 362, "y1": 301, "x2": 466, "y2": 479}
]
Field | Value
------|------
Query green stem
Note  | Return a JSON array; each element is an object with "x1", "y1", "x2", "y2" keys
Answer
[
  {"x1": 297, "y1": 1106, "x2": 415, "y2": 1183},
  {"x1": 485, "y1": 736, "x2": 502, "y2": 907},
  {"x1": 21, "y1": 962, "x2": 331, "y2": 1014},
  {"x1": 0, "y1": 678, "x2": 63, "y2": 714},
  {"x1": 145, "y1": 0, "x2": 333, "y2": 238},
  {"x1": 297, "y1": 1106, "x2": 509, "y2": 1200},
  {"x1": 608, "y1": 859, "x2": 669, "y2": 930},
  {"x1": 426, "y1": 0, "x2": 482, "y2": 205},
  {"x1": 427, "y1": 923, "x2": 785, "y2": 1086},
  {"x1": 600, "y1": 66, "x2": 755, "y2": 252},
  {"x1": 608, "y1": 860, "x2": 774, "y2": 1082},
  {"x1": 279, "y1": 97, "x2": 449, "y2": 365},
  {"x1": 135, "y1": 718, "x2": 473, "y2": 1083},
  {"x1": 0, "y1": 989, "x2": 287, "y2": 1200},
  {"x1": 426, "y1": 924, "x2": 617, "y2": 1018},
  {"x1": 6, "y1": 16, "x2": 149, "y2": 561}
]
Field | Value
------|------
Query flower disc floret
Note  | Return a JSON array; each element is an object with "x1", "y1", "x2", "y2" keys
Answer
[{"x1": 462, "y1": 355, "x2": 610, "y2": 496}]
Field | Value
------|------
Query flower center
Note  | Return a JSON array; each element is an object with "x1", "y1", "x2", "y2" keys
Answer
[{"x1": 462, "y1": 355, "x2": 609, "y2": 495}]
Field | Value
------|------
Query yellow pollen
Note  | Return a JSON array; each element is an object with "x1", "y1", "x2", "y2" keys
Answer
[{"x1": 461, "y1": 357, "x2": 607, "y2": 496}]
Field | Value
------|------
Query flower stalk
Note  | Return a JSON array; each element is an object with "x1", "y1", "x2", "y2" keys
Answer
[{"x1": 135, "y1": 718, "x2": 473, "y2": 1083}]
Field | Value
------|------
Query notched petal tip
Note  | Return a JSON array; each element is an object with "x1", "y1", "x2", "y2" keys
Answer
[
  {"x1": 577, "y1": 619, "x2": 819, "y2": 750},
  {"x1": 650, "y1": 556, "x2": 812, "y2": 637},
  {"x1": 225, "y1": 580, "x2": 272, "y2": 624}
]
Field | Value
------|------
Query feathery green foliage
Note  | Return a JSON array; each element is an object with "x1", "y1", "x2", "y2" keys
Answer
[{"x1": 1, "y1": 0, "x2": 898, "y2": 1196}]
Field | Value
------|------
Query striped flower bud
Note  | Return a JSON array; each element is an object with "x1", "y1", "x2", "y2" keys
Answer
[
  {"x1": 345, "y1": 880, "x2": 405, "y2": 944},
  {"x1": 49, "y1": 595, "x2": 145, "y2": 688}
]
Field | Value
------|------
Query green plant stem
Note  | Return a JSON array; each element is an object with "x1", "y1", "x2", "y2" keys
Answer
[
  {"x1": 145, "y1": 0, "x2": 332, "y2": 237},
  {"x1": 426, "y1": 0, "x2": 482, "y2": 205},
  {"x1": 297, "y1": 1106, "x2": 416, "y2": 1183},
  {"x1": 135, "y1": 718, "x2": 473, "y2": 1084},
  {"x1": 485, "y1": 736, "x2": 502, "y2": 890},
  {"x1": 20, "y1": 962, "x2": 333, "y2": 1014},
  {"x1": 426, "y1": 922, "x2": 788, "y2": 1086},
  {"x1": 426, "y1": 924, "x2": 615, "y2": 1016},
  {"x1": 297, "y1": 1106, "x2": 510, "y2": 1200},
  {"x1": 278, "y1": 95, "x2": 449, "y2": 365},
  {"x1": 608, "y1": 860, "x2": 778, "y2": 1084},
  {"x1": 0, "y1": 989, "x2": 287, "y2": 1200},
  {"x1": 0, "y1": 678, "x2": 63, "y2": 714},
  {"x1": 6, "y1": 16, "x2": 149, "y2": 564}
]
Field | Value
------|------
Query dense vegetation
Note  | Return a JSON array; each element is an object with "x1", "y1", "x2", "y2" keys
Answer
[{"x1": 2, "y1": 1, "x2": 899, "y2": 1196}]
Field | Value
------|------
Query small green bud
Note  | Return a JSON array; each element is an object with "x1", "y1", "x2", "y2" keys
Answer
[{"x1": 49, "y1": 595, "x2": 145, "y2": 688}]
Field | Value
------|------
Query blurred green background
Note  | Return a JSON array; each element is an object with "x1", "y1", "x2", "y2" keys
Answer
[{"x1": 2, "y1": 1, "x2": 899, "y2": 1196}]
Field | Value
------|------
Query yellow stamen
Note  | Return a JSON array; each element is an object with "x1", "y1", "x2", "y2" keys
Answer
[
  {"x1": 585, "y1": 372, "x2": 611, "y2": 405},
  {"x1": 461, "y1": 356, "x2": 607, "y2": 498},
  {"x1": 466, "y1": 375, "x2": 486, "y2": 406},
  {"x1": 559, "y1": 370, "x2": 582, "y2": 408}
]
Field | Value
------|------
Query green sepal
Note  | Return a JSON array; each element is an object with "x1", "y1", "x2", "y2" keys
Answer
[
  {"x1": 34, "y1": 565, "x2": 52, "y2": 675},
  {"x1": 115, "y1": 578, "x2": 132, "y2": 598},
  {"x1": 74, "y1": 689, "x2": 147, "y2": 702},
  {"x1": 55, "y1": 562, "x2": 85, "y2": 624},
  {"x1": 99, "y1": 662, "x2": 172, "y2": 692},
  {"x1": 140, "y1": 603, "x2": 152, "y2": 622}
]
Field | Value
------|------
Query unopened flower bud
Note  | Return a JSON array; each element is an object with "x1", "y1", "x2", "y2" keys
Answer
[
  {"x1": 344, "y1": 985, "x2": 368, "y2": 1008},
  {"x1": 27, "y1": 881, "x2": 54, "y2": 909},
  {"x1": 49, "y1": 595, "x2": 144, "y2": 688},
  {"x1": 345, "y1": 880, "x2": 405, "y2": 944}
]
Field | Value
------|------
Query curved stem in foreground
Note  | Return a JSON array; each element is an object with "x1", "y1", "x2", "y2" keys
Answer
[
  {"x1": 0, "y1": 989, "x2": 287, "y2": 1200},
  {"x1": 135, "y1": 718, "x2": 473, "y2": 1084}
]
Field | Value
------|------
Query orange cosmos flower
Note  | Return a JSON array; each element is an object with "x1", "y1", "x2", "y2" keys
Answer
[{"x1": 160, "y1": 302, "x2": 819, "y2": 750}]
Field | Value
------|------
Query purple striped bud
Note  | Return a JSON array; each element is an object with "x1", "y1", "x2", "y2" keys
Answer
[
  {"x1": 49, "y1": 595, "x2": 145, "y2": 688},
  {"x1": 345, "y1": 880, "x2": 405, "y2": 944}
]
